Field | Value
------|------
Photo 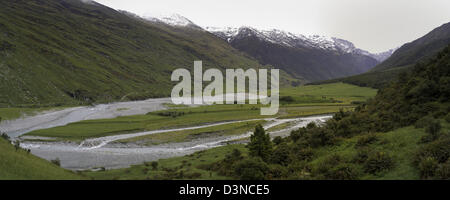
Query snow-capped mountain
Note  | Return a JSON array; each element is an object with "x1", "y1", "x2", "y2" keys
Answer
[
  {"x1": 205, "y1": 26, "x2": 395, "y2": 62},
  {"x1": 132, "y1": 13, "x2": 395, "y2": 81},
  {"x1": 144, "y1": 13, "x2": 194, "y2": 26},
  {"x1": 370, "y1": 48, "x2": 399, "y2": 62},
  {"x1": 204, "y1": 26, "x2": 381, "y2": 81}
]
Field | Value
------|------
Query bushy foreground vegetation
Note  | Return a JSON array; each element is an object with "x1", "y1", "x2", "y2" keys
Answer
[
  {"x1": 0, "y1": 137, "x2": 83, "y2": 180},
  {"x1": 204, "y1": 46, "x2": 450, "y2": 180}
]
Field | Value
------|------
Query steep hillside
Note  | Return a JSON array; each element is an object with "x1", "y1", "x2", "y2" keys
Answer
[
  {"x1": 0, "y1": 137, "x2": 83, "y2": 179},
  {"x1": 372, "y1": 22, "x2": 450, "y2": 71},
  {"x1": 0, "y1": 0, "x2": 265, "y2": 107},
  {"x1": 313, "y1": 22, "x2": 450, "y2": 88},
  {"x1": 207, "y1": 45, "x2": 450, "y2": 180},
  {"x1": 207, "y1": 27, "x2": 380, "y2": 82}
]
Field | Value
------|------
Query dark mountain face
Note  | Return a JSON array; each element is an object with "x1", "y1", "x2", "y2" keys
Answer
[
  {"x1": 0, "y1": 0, "x2": 265, "y2": 106},
  {"x1": 372, "y1": 22, "x2": 450, "y2": 71},
  {"x1": 314, "y1": 22, "x2": 450, "y2": 89},
  {"x1": 209, "y1": 27, "x2": 379, "y2": 82}
]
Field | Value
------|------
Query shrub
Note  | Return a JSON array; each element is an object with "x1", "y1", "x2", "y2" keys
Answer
[
  {"x1": 269, "y1": 143, "x2": 291, "y2": 166},
  {"x1": 280, "y1": 96, "x2": 295, "y2": 103},
  {"x1": 425, "y1": 119, "x2": 441, "y2": 137},
  {"x1": 415, "y1": 138, "x2": 450, "y2": 164},
  {"x1": 157, "y1": 111, "x2": 185, "y2": 118},
  {"x1": 307, "y1": 128, "x2": 335, "y2": 147},
  {"x1": 233, "y1": 157, "x2": 269, "y2": 180},
  {"x1": 436, "y1": 160, "x2": 450, "y2": 180},
  {"x1": 184, "y1": 172, "x2": 202, "y2": 179},
  {"x1": 313, "y1": 154, "x2": 343, "y2": 176},
  {"x1": 247, "y1": 124, "x2": 272, "y2": 161},
  {"x1": 356, "y1": 133, "x2": 378, "y2": 147},
  {"x1": 13, "y1": 140, "x2": 20, "y2": 151},
  {"x1": 445, "y1": 113, "x2": 450, "y2": 123},
  {"x1": 151, "y1": 161, "x2": 158, "y2": 170},
  {"x1": 324, "y1": 163, "x2": 361, "y2": 180},
  {"x1": 292, "y1": 146, "x2": 314, "y2": 161},
  {"x1": 1, "y1": 133, "x2": 10, "y2": 141},
  {"x1": 353, "y1": 147, "x2": 371, "y2": 164},
  {"x1": 51, "y1": 158, "x2": 61, "y2": 166},
  {"x1": 418, "y1": 157, "x2": 439, "y2": 179},
  {"x1": 266, "y1": 164, "x2": 288, "y2": 179},
  {"x1": 415, "y1": 116, "x2": 434, "y2": 128},
  {"x1": 272, "y1": 136, "x2": 283, "y2": 145},
  {"x1": 363, "y1": 151, "x2": 394, "y2": 174}
]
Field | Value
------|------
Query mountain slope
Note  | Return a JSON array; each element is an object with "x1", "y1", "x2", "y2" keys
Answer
[
  {"x1": 207, "y1": 27, "x2": 380, "y2": 82},
  {"x1": 314, "y1": 22, "x2": 450, "y2": 88},
  {"x1": 0, "y1": 0, "x2": 264, "y2": 106},
  {"x1": 372, "y1": 22, "x2": 450, "y2": 71},
  {"x1": 209, "y1": 45, "x2": 450, "y2": 180},
  {"x1": 0, "y1": 137, "x2": 83, "y2": 179}
]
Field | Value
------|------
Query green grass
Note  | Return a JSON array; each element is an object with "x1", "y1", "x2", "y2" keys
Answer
[
  {"x1": 1, "y1": 0, "x2": 282, "y2": 106},
  {"x1": 83, "y1": 144, "x2": 248, "y2": 180},
  {"x1": 0, "y1": 137, "x2": 84, "y2": 180},
  {"x1": 307, "y1": 121, "x2": 449, "y2": 180},
  {"x1": 25, "y1": 83, "x2": 377, "y2": 141},
  {"x1": 0, "y1": 106, "x2": 69, "y2": 121},
  {"x1": 280, "y1": 82, "x2": 377, "y2": 104},
  {"x1": 86, "y1": 122, "x2": 448, "y2": 180},
  {"x1": 116, "y1": 120, "x2": 264, "y2": 146}
]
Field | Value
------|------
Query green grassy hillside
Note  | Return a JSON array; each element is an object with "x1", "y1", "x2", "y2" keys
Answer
[
  {"x1": 0, "y1": 0, "x2": 270, "y2": 107},
  {"x1": 0, "y1": 137, "x2": 84, "y2": 179},
  {"x1": 83, "y1": 122, "x2": 448, "y2": 180}
]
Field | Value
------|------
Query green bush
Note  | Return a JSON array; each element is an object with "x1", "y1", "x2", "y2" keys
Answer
[
  {"x1": 266, "y1": 164, "x2": 288, "y2": 179},
  {"x1": 425, "y1": 119, "x2": 442, "y2": 137},
  {"x1": 418, "y1": 157, "x2": 439, "y2": 179},
  {"x1": 233, "y1": 157, "x2": 269, "y2": 180},
  {"x1": 356, "y1": 133, "x2": 378, "y2": 147},
  {"x1": 248, "y1": 124, "x2": 273, "y2": 162},
  {"x1": 1, "y1": 133, "x2": 10, "y2": 141},
  {"x1": 324, "y1": 163, "x2": 361, "y2": 180},
  {"x1": 272, "y1": 136, "x2": 283, "y2": 145},
  {"x1": 415, "y1": 138, "x2": 450, "y2": 164},
  {"x1": 292, "y1": 146, "x2": 314, "y2": 161},
  {"x1": 151, "y1": 161, "x2": 158, "y2": 170},
  {"x1": 415, "y1": 116, "x2": 434, "y2": 129},
  {"x1": 313, "y1": 154, "x2": 343, "y2": 176},
  {"x1": 280, "y1": 96, "x2": 295, "y2": 103},
  {"x1": 51, "y1": 158, "x2": 61, "y2": 166},
  {"x1": 436, "y1": 160, "x2": 450, "y2": 180},
  {"x1": 363, "y1": 151, "x2": 394, "y2": 174},
  {"x1": 269, "y1": 143, "x2": 291, "y2": 166},
  {"x1": 353, "y1": 147, "x2": 371, "y2": 164},
  {"x1": 445, "y1": 113, "x2": 450, "y2": 123}
]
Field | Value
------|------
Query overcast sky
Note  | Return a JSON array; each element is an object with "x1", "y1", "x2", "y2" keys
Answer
[{"x1": 94, "y1": 0, "x2": 450, "y2": 53}]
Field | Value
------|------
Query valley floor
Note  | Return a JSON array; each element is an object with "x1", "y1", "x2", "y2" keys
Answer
[{"x1": 0, "y1": 83, "x2": 380, "y2": 179}]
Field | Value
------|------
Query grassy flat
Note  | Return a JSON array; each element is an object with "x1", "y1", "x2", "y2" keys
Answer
[
  {"x1": 82, "y1": 144, "x2": 248, "y2": 180},
  {"x1": 116, "y1": 120, "x2": 265, "y2": 146},
  {"x1": 0, "y1": 138, "x2": 84, "y2": 180},
  {"x1": 24, "y1": 83, "x2": 377, "y2": 141},
  {"x1": 0, "y1": 106, "x2": 69, "y2": 121}
]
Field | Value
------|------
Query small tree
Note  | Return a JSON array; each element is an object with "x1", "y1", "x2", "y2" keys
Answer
[
  {"x1": 151, "y1": 161, "x2": 158, "y2": 170},
  {"x1": 13, "y1": 140, "x2": 20, "y2": 151},
  {"x1": 247, "y1": 124, "x2": 272, "y2": 162},
  {"x1": 51, "y1": 158, "x2": 61, "y2": 166},
  {"x1": 233, "y1": 157, "x2": 269, "y2": 180},
  {"x1": 425, "y1": 120, "x2": 441, "y2": 138}
]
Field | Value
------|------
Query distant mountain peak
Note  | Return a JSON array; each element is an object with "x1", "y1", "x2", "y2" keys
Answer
[{"x1": 142, "y1": 13, "x2": 199, "y2": 28}]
